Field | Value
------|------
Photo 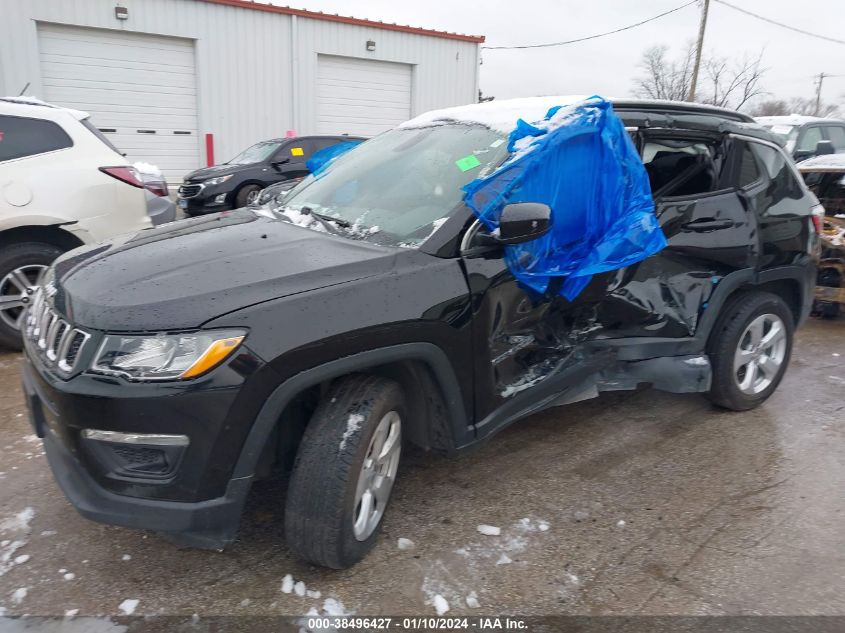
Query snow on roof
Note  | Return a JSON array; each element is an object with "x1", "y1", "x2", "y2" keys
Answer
[
  {"x1": 754, "y1": 114, "x2": 839, "y2": 126},
  {"x1": 796, "y1": 153, "x2": 845, "y2": 171},
  {"x1": 400, "y1": 96, "x2": 591, "y2": 135},
  {"x1": 401, "y1": 96, "x2": 754, "y2": 135},
  {"x1": 0, "y1": 96, "x2": 89, "y2": 120}
]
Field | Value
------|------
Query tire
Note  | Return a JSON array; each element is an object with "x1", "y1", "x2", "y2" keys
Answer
[
  {"x1": 285, "y1": 374, "x2": 405, "y2": 569},
  {"x1": 0, "y1": 242, "x2": 64, "y2": 350},
  {"x1": 234, "y1": 184, "x2": 261, "y2": 208},
  {"x1": 707, "y1": 291, "x2": 794, "y2": 411}
]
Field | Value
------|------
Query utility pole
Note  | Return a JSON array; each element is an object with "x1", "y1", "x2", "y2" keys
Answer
[
  {"x1": 814, "y1": 72, "x2": 826, "y2": 115},
  {"x1": 688, "y1": 0, "x2": 710, "y2": 102}
]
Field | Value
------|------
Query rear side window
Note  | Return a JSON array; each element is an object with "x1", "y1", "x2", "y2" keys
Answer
[
  {"x1": 641, "y1": 138, "x2": 725, "y2": 197},
  {"x1": 824, "y1": 125, "x2": 845, "y2": 151},
  {"x1": 737, "y1": 142, "x2": 762, "y2": 188},
  {"x1": 0, "y1": 114, "x2": 73, "y2": 162},
  {"x1": 749, "y1": 142, "x2": 804, "y2": 200}
]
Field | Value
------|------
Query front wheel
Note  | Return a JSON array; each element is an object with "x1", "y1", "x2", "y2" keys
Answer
[
  {"x1": 284, "y1": 374, "x2": 404, "y2": 569},
  {"x1": 234, "y1": 184, "x2": 262, "y2": 208},
  {"x1": 707, "y1": 291, "x2": 794, "y2": 411}
]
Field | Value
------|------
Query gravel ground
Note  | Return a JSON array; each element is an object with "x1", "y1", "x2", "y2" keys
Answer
[{"x1": 0, "y1": 318, "x2": 843, "y2": 619}]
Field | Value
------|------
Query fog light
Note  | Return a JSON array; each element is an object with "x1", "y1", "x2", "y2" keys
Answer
[
  {"x1": 80, "y1": 430, "x2": 188, "y2": 480},
  {"x1": 214, "y1": 193, "x2": 226, "y2": 204}
]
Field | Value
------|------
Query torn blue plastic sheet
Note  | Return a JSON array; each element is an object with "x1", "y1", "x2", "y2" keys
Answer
[
  {"x1": 306, "y1": 140, "x2": 363, "y2": 177},
  {"x1": 463, "y1": 97, "x2": 666, "y2": 300}
]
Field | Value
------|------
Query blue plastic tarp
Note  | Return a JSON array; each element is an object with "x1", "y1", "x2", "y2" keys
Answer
[
  {"x1": 463, "y1": 97, "x2": 666, "y2": 300},
  {"x1": 306, "y1": 140, "x2": 363, "y2": 177}
]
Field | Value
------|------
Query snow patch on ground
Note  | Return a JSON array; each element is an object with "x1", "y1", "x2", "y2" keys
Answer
[
  {"x1": 281, "y1": 574, "x2": 295, "y2": 594},
  {"x1": 398, "y1": 538, "x2": 415, "y2": 550},
  {"x1": 477, "y1": 524, "x2": 501, "y2": 536},
  {"x1": 339, "y1": 414, "x2": 364, "y2": 451},
  {"x1": 118, "y1": 599, "x2": 139, "y2": 615},
  {"x1": 465, "y1": 591, "x2": 480, "y2": 608},
  {"x1": 432, "y1": 594, "x2": 450, "y2": 615},
  {"x1": 496, "y1": 553, "x2": 512, "y2": 565},
  {"x1": 0, "y1": 507, "x2": 34, "y2": 533},
  {"x1": 11, "y1": 587, "x2": 27, "y2": 605},
  {"x1": 64, "y1": 608, "x2": 79, "y2": 618},
  {"x1": 0, "y1": 507, "x2": 34, "y2": 578}
]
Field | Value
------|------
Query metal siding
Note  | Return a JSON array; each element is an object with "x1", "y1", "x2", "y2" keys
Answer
[
  {"x1": 316, "y1": 55, "x2": 412, "y2": 136},
  {"x1": 0, "y1": 0, "x2": 479, "y2": 179}
]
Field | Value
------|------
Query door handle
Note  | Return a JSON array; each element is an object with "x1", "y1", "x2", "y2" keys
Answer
[{"x1": 681, "y1": 218, "x2": 735, "y2": 232}]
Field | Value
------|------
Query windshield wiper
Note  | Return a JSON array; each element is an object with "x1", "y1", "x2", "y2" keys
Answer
[
  {"x1": 310, "y1": 210, "x2": 351, "y2": 228},
  {"x1": 275, "y1": 205, "x2": 351, "y2": 232}
]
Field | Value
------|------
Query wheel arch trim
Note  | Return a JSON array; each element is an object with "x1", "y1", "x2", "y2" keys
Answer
[{"x1": 230, "y1": 342, "x2": 470, "y2": 479}]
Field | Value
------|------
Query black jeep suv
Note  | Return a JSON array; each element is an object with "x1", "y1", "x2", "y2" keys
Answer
[{"x1": 21, "y1": 99, "x2": 819, "y2": 569}]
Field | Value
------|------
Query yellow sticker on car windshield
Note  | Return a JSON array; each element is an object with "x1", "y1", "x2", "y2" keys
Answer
[{"x1": 290, "y1": 147, "x2": 304, "y2": 156}]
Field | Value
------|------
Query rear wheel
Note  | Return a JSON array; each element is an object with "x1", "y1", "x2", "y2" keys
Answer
[
  {"x1": 284, "y1": 374, "x2": 404, "y2": 569},
  {"x1": 234, "y1": 184, "x2": 261, "y2": 208},
  {"x1": 0, "y1": 242, "x2": 63, "y2": 350},
  {"x1": 707, "y1": 291, "x2": 794, "y2": 411}
]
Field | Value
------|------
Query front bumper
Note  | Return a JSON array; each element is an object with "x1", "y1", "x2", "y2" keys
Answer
[
  {"x1": 177, "y1": 183, "x2": 232, "y2": 215},
  {"x1": 21, "y1": 348, "x2": 263, "y2": 549}
]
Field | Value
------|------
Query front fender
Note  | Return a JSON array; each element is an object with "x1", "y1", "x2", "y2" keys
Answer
[{"x1": 230, "y1": 343, "x2": 472, "y2": 481}]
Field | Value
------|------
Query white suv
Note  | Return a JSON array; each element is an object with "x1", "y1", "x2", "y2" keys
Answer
[{"x1": 0, "y1": 98, "x2": 151, "y2": 348}]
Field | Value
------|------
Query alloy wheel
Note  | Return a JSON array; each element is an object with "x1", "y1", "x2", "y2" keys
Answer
[
  {"x1": 352, "y1": 410, "x2": 401, "y2": 541},
  {"x1": 733, "y1": 313, "x2": 787, "y2": 395},
  {"x1": 0, "y1": 265, "x2": 47, "y2": 330}
]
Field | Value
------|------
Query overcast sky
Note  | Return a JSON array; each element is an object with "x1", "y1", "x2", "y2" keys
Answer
[{"x1": 283, "y1": 0, "x2": 844, "y2": 109}]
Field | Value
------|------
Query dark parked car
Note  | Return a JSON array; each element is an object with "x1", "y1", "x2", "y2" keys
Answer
[
  {"x1": 755, "y1": 115, "x2": 845, "y2": 162},
  {"x1": 177, "y1": 135, "x2": 365, "y2": 215},
  {"x1": 22, "y1": 100, "x2": 819, "y2": 569},
  {"x1": 798, "y1": 154, "x2": 845, "y2": 317}
]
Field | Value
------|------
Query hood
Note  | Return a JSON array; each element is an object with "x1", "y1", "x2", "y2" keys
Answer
[
  {"x1": 50, "y1": 209, "x2": 396, "y2": 331},
  {"x1": 183, "y1": 163, "x2": 245, "y2": 182}
]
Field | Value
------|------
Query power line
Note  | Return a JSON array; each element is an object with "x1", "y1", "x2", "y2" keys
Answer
[
  {"x1": 713, "y1": 0, "x2": 845, "y2": 45},
  {"x1": 482, "y1": 0, "x2": 698, "y2": 50}
]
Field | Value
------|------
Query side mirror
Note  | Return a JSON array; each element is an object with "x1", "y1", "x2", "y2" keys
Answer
[
  {"x1": 816, "y1": 140, "x2": 835, "y2": 156},
  {"x1": 497, "y1": 202, "x2": 552, "y2": 245},
  {"x1": 272, "y1": 158, "x2": 291, "y2": 168}
]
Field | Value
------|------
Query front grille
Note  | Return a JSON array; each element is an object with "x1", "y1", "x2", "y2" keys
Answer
[
  {"x1": 178, "y1": 183, "x2": 203, "y2": 198},
  {"x1": 24, "y1": 287, "x2": 90, "y2": 375}
]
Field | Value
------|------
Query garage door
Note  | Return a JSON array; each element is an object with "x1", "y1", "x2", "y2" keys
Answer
[
  {"x1": 316, "y1": 55, "x2": 411, "y2": 137},
  {"x1": 37, "y1": 23, "x2": 200, "y2": 182}
]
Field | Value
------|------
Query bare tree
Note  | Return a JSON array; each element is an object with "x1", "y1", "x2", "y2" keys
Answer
[
  {"x1": 701, "y1": 51, "x2": 766, "y2": 110},
  {"x1": 634, "y1": 45, "x2": 694, "y2": 101},
  {"x1": 785, "y1": 96, "x2": 839, "y2": 117},
  {"x1": 750, "y1": 99, "x2": 790, "y2": 116},
  {"x1": 634, "y1": 45, "x2": 767, "y2": 111}
]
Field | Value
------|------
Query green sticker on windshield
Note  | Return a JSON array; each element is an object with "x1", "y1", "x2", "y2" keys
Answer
[{"x1": 455, "y1": 154, "x2": 481, "y2": 172}]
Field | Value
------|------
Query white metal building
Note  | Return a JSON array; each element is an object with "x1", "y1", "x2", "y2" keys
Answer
[{"x1": 0, "y1": 0, "x2": 483, "y2": 180}]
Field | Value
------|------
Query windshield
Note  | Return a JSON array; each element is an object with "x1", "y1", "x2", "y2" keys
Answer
[
  {"x1": 228, "y1": 140, "x2": 283, "y2": 165},
  {"x1": 276, "y1": 124, "x2": 508, "y2": 247}
]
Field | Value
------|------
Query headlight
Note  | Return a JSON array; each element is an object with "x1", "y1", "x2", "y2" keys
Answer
[
  {"x1": 205, "y1": 174, "x2": 233, "y2": 186},
  {"x1": 91, "y1": 330, "x2": 245, "y2": 381}
]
